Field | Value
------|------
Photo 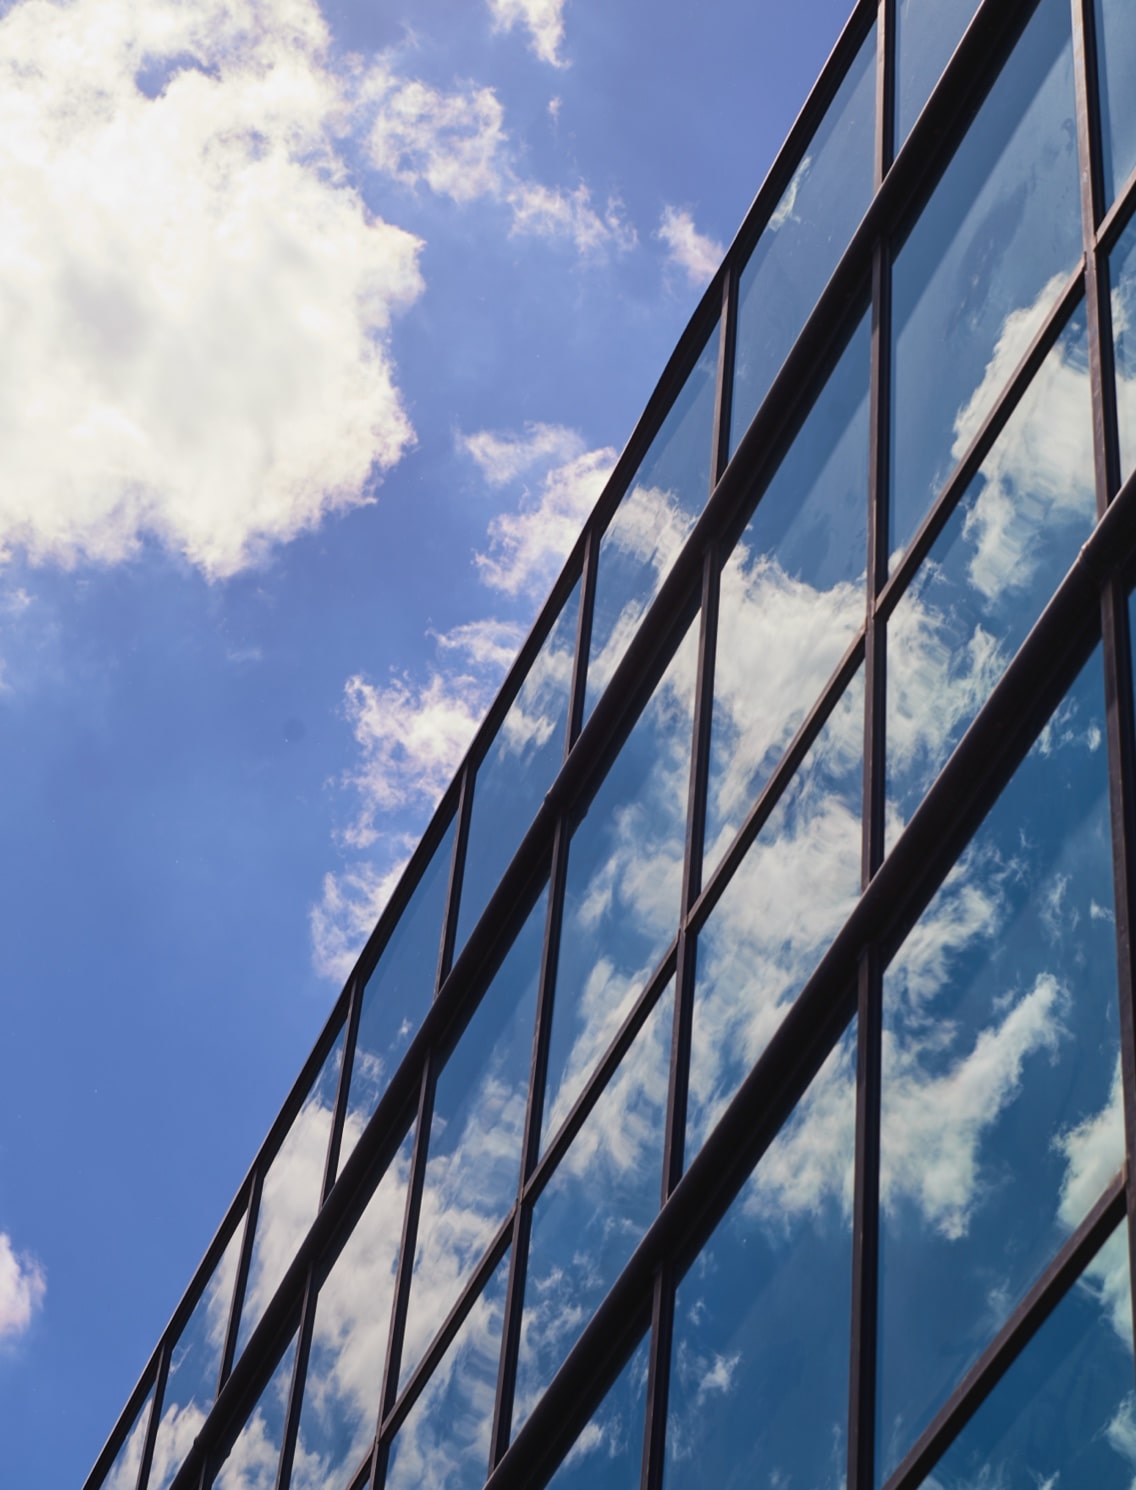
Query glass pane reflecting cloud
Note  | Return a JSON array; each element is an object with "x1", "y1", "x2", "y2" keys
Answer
[
  {"x1": 456, "y1": 587, "x2": 578, "y2": 953},
  {"x1": 386, "y1": 1250, "x2": 510, "y2": 1490},
  {"x1": 668, "y1": 1023, "x2": 855, "y2": 1490},
  {"x1": 1109, "y1": 213, "x2": 1136, "y2": 486},
  {"x1": 1095, "y1": 0, "x2": 1136, "y2": 210},
  {"x1": 213, "y1": 1335, "x2": 296, "y2": 1490},
  {"x1": 546, "y1": 1338, "x2": 649, "y2": 1490},
  {"x1": 101, "y1": 1385, "x2": 154, "y2": 1490},
  {"x1": 690, "y1": 668, "x2": 863, "y2": 1163},
  {"x1": 895, "y1": 0, "x2": 980, "y2": 147},
  {"x1": 516, "y1": 984, "x2": 673, "y2": 1438},
  {"x1": 399, "y1": 890, "x2": 546, "y2": 1387},
  {"x1": 923, "y1": 1220, "x2": 1134, "y2": 1490},
  {"x1": 879, "y1": 649, "x2": 1120, "y2": 1481},
  {"x1": 340, "y1": 815, "x2": 455, "y2": 1177},
  {"x1": 886, "y1": 304, "x2": 1093, "y2": 850},
  {"x1": 236, "y1": 1029, "x2": 345, "y2": 1358},
  {"x1": 150, "y1": 1219, "x2": 246, "y2": 1490},
  {"x1": 292, "y1": 1124, "x2": 416, "y2": 1490},
  {"x1": 707, "y1": 313, "x2": 867, "y2": 873},
  {"x1": 891, "y1": 0, "x2": 1080, "y2": 560},
  {"x1": 585, "y1": 329, "x2": 717, "y2": 719},
  {"x1": 543, "y1": 622, "x2": 696, "y2": 1148}
]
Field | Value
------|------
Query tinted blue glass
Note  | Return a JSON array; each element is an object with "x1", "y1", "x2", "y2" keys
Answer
[
  {"x1": 585, "y1": 327, "x2": 718, "y2": 718},
  {"x1": 1109, "y1": 215, "x2": 1136, "y2": 484},
  {"x1": 878, "y1": 650, "x2": 1120, "y2": 1482},
  {"x1": 667, "y1": 1024, "x2": 856, "y2": 1490},
  {"x1": 100, "y1": 1386, "x2": 154, "y2": 1490},
  {"x1": 706, "y1": 313, "x2": 868, "y2": 873},
  {"x1": 886, "y1": 304, "x2": 1093, "y2": 851},
  {"x1": 689, "y1": 668, "x2": 863, "y2": 1162},
  {"x1": 896, "y1": 0, "x2": 980, "y2": 146},
  {"x1": 1095, "y1": 0, "x2": 1136, "y2": 208},
  {"x1": 399, "y1": 890, "x2": 546, "y2": 1386},
  {"x1": 292, "y1": 1124, "x2": 416, "y2": 1490},
  {"x1": 213, "y1": 1334, "x2": 297, "y2": 1490},
  {"x1": 544, "y1": 622, "x2": 696, "y2": 1149},
  {"x1": 546, "y1": 1339, "x2": 650, "y2": 1490},
  {"x1": 456, "y1": 586, "x2": 578, "y2": 952},
  {"x1": 891, "y1": 0, "x2": 1081, "y2": 560},
  {"x1": 340, "y1": 814, "x2": 455, "y2": 1175},
  {"x1": 924, "y1": 1220, "x2": 1134, "y2": 1489},
  {"x1": 729, "y1": 23, "x2": 875, "y2": 458},
  {"x1": 386, "y1": 1251, "x2": 511, "y2": 1490},
  {"x1": 516, "y1": 984, "x2": 673, "y2": 1438}
]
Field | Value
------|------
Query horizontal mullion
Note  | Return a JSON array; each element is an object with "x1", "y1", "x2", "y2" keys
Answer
[{"x1": 1095, "y1": 155, "x2": 1136, "y2": 257}]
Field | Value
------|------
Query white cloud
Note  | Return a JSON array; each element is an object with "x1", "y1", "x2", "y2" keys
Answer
[
  {"x1": 0, "y1": 1233, "x2": 45, "y2": 1340},
  {"x1": 657, "y1": 206, "x2": 724, "y2": 287},
  {"x1": 460, "y1": 423, "x2": 584, "y2": 488},
  {"x1": 310, "y1": 851, "x2": 413, "y2": 984},
  {"x1": 0, "y1": 0, "x2": 424, "y2": 580},
  {"x1": 486, "y1": 0, "x2": 569, "y2": 68}
]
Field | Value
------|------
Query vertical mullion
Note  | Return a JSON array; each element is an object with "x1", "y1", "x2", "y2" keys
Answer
[
  {"x1": 218, "y1": 1174, "x2": 261, "y2": 1390},
  {"x1": 134, "y1": 1344, "x2": 169, "y2": 1490},
  {"x1": 437, "y1": 764, "x2": 475, "y2": 991},
  {"x1": 321, "y1": 975, "x2": 362, "y2": 1204},
  {"x1": 567, "y1": 532, "x2": 600, "y2": 752},
  {"x1": 712, "y1": 266, "x2": 739, "y2": 483},
  {"x1": 274, "y1": 1265, "x2": 318, "y2": 1490}
]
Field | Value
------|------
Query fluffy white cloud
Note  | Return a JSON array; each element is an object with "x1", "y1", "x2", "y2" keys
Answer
[
  {"x1": 486, "y1": 0, "x2": 569, "y2": 68},
  {"x1": 657, "y1": 206, "x2": 724, "y2": 287},
  {"x1": 0, "y1": 0, "x2": 424, "y2": 579},
  {"x1": 0, "y1": 1232, "x2": 45, "y2": 1341},
  {"x1": 460, "y1": 422, "x2": 585, "y2": 488}
]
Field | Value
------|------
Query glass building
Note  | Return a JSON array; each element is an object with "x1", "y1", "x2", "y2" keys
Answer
[{"x1": 85, "y1": 1, "x2": 1136, "y2": 1488}]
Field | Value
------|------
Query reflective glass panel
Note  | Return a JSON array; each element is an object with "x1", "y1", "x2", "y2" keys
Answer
[
  {"x1": 101, "y1": 1386, "x2": 154, "y2": 1490},
  {"x1": 706, "y1": 313, "x2": 868, "y2": 873},
  {"x1": 340, "y1": 814, "x2": 456, "y2": 1175},
  {"x1": 291, "y1": 1124, "x2": 416, "y2": 1490},
  {"x1": 213, "y1": 1333, "x2": 296, "y2": 1490},
  {"x1": 896, "y1": 0, "x2": 980, "y2": 147},
  {"x1": 150, "y1": 1219, "x2": 246, "y2": 1490},
  {"x1": 399, "y1": 890, "x2": 546, "y2": 1386},
  {"x1": 1095, "y1": 0, "x2": 1136, "y2": 209},
  {"x1": 515, "y1": 983, "x2": 673, "y2": 1437},
  {"x1": 924, "y1": 1219, "x2": 1134, "y2": 1490},
  {"x1": 667, "y1": 1023, "x2": 856, "y2": 1490},
  {"x1": 457, "y1": 586, "x2": 579, "y2": 952},
  {"x1": 729, "y1": 22, "x2": 875, "y2": 458},
  {"x1": 544, "y1": 622, "x2": 696, "y2": 1148},
  {"x1": 386, "y1": 1250, "x2": 511, "y2": 1490},
  {"x1": 891, "y1": 0, "x2": 1081, "y2": 560},
  {"x1": 886, "y1": 304, "x2": 1094, "y2": 851},
  {"x1": 878, "y1": 649, "x2": 1121, "y2": 1482},
  {"x1": 585, "y1": 328, "x2": 718, "y2": 717},
  {"x1": 236, "y1": 1028, "x2": 345, "y2": 1357},
  {"x1": 545, "y1": 1338, "x2": 650, "y2": 1490},
  {"x1": 690, "y1": 668, "x2": 863, "y2": 1162},
  {"x1": 1109, "y1": 213, "x2": 1136, "y2": 484}
]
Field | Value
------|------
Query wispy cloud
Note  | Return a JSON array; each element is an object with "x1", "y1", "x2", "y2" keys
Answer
[
  {"x1": 657, "y1": 206, "x2": 724, "y2": 287},
  {"x1": 0, "y1": 1232, "x2": 45, "y2": 1342},
  {"x1": 486, "y1": 0, "x2": 569, "y2": 68}
]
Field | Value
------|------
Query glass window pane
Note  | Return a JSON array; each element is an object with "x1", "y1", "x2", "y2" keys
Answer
[
  {"x1": 666, "y1": 1023, "x2": 856, "y2": 1490},
  {"x1": 923, "y1": 1218, "x2": 1134, "y2": 1490},
  {"x1": 400, "y1": 890, "x2": 546, "y2": 1387},
  {"x1": 544, "y1": 622, "x2": 697, "y2": 1150},
  {"x1": 101, "y1": 1386, "x2": 154, "y2": 1490},
  {"x1": 339, "y1": 814, "x2": 456, "y2": 1176},
  {"x1": 236, "y1": 1028, "x2": 345, "y2": 1357},
  {"x1": 213, "y1": 1333, "x2": 297, "y2": 1490},
  {"x1": 886, "y1": 303, "x2": 1094, "y2": 850},
  {"x1": 515, "y1": 983, "x2": 674, "y2": 1438},
  {"x1": 385, "y1": 1250, "x2": 511, "y2": 1490},
  {"x1": 896, "y1": 0, "x2": 981, "y2": 146},
  {"x1": 878, "y1": 648, "x2": 1121, "y2": 1482},
  {"x1": 891, "y1": 0, "x2": 1081, "y2": 560},
  {"x1": 292, "y1": 1124, "x2": 417, "y2": 1490},
  {"x1": 690, "y1": 667, "x2": 863, "y2": 1163},
  {"x1": 1095, "y1": 0, "x2": 1136, "y2": 209},
  {"x1": 456, "y1": 584, "x2": 579, "y2": 952},
  {"x1": 150, "y1": 1220, "x2": 246, "y2": 1490},
  {"x1": 706, "y1": 313, "x2": 868, "y2": 873},
  {"x1": 545, "y1": 1338, "x2": 650, "y2": 1490},
  {"x1": 1109, "y1": 213, "x2": 1136, "y2": 485},
  {"x1": 585, "y1": 326, "x2": 718, "y2": 717},
  {"x1": 729, "y1": 22, "x2": 876, "y2": 458}
]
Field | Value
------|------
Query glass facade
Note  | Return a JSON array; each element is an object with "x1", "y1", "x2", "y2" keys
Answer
[{"x1": 84, "y1": 5, "x2": 1136, "y2": 1490}]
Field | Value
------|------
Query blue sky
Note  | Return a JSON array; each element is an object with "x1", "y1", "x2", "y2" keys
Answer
[{"x1": 0, "y1": 0, "x2": 856, "y2": 1482}]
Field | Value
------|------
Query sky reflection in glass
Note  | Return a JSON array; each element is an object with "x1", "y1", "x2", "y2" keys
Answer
[
  {"x1": 878, "y1": 648, "x2": 1120, "y2": 1482},
  {"x1": 886, "y1": 304, "x2": 1093, "y2": 851},
  {"x1": 923, "y1": 1220, "x2": 1135, "y2": 1490},
  {"x1": 101, "y1": 1386, "x2": 154, "y2": 1490},
  {"x1": 213, "y1": 1333, "x2": 296, "y2": 1490},
  {"x1": 291, "y1": 1124, "x2": 416, "y2": 1490},
  {"x1": 667, "y1": 1024, "x2": 855, "y2": 1490},
  {"x1": 729, "y1": 22, "x2": 875, "y2": 460},
  {"x1": 895, "y1": 0, "x2": 981, "y2": 147},
  {"x1": 707, "y1": 312, "x2": 867, "y2": 874},
  {"x1": 1094, "y1": 0, "x2": 1136, "y2": 210},
  {"x1": 399, "y1": 890, "x2": 546, "y2": 1387},
  {"x1": 516, "y1": 984, "x2": 673, "y2": 1438},
  {"x1": 1109, "y1": 213, "x2": 1136, "y2": 486},
  {"x1": 690, "y1": 668, "x2": 862, "y2": 1163},
  {"x1": 543, "y1": 622, "x2": 696, "y2": 1149},
  {"x1": 891, "y1": 0, "x2": 1080, "y2": 561},
  {"x1": 585, "y1": 329, "x2": 717, "y2": 720},
  {"x1": 545, "y1": 1339, "x2": 649, "y2": 1490}
]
